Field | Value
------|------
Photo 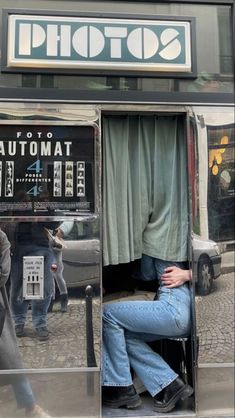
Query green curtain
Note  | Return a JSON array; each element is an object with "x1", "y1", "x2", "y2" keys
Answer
[{"x1": 102, "y1": 115, "x2": 188, "y2": 266}]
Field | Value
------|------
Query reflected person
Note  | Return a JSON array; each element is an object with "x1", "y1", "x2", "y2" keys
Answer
[
  {"x1": 9, "y1": 220, "x2": 59, "y2": 341},
  {"x1": 0, "y1": 227, "x2": 50, "y2": 417},
  {"x1": 50, "y1": 221, "x2": 74, "y2": 313}
]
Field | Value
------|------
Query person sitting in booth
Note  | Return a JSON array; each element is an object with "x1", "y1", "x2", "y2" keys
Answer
[{"x1": 102, "y1": 261, "x2": 193, "y2": 413}]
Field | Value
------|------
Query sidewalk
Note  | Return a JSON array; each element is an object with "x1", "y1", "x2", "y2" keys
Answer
[
  {"x1": 221, "y1": 250, "x2": 235, "y2": 274},
  {"x1": 16, "y1": 297, "x2": 101, "y2": 369}
]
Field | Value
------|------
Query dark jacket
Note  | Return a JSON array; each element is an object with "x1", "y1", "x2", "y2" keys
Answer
[
  {"x1": 1, "y1": 220, "x2": 60, "y2": 252},
  {"x1": 17, "y1": 221, "x2": 59, "y2": 247},
  {"x1": 0, "y1": 228, "x2": 24, "y2": 382}
]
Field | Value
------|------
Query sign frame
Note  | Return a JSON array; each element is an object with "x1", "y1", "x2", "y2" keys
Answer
[
  {"x1": 0, "y1": 120, "x2": 99, "y2": 217},
  {"x1": 1, "y1": 9, "x2": 197, "y2": 78},
  {"x1": 23, "y1": 256, "x2": 44, "y2": 300}
]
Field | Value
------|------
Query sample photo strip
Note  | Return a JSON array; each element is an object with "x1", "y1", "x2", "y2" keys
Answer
[
  {"x1": 53, "y1": 161, "x2": 62, "y2": 197},
  {"x1": 77, "y1": 161, "x2": 85, "y2": 197},
  {"x1": 65, "y1": 161, "x2": 74, "y2": 196},
  {"x1": 5, "y1": 161, "x2": 14, "y2": 197}
]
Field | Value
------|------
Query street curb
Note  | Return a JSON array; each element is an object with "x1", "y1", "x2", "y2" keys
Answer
[{"x1": 221, "y1": 266, "x2": 235, "y2": 274}]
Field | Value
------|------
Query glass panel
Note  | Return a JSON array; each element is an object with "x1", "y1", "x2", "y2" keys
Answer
[
  {"x1": 0, "y1": 370, "x2": 100, "y2": 417},
  {"x1": 208, "y1": 125, "x2": 235, "y2": 242},
  {"x1": 0, "y1": 2, "x2": 233, "y2": 95}
]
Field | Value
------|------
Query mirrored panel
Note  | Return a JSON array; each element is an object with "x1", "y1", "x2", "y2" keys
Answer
[
  {"x1": 0, "y1": 370, "x2": 100, "y2": 417},
  {"x1": 0, "y1": 219, "x2": 101, "y2": 370},
  {"x1": 0, "y1": 107, "x2": 102, "y2": 372},
  {"x1": 190, "y1": 106, "x2": 234, "y2": 364}
]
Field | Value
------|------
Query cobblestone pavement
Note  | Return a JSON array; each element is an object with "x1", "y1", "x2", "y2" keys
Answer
[
  {"x1": 0, "y1": 296, "x2": 101, "y2": 418},
  {"x1": 196, "y1": 271, "x2": 234, "y2": 363},
  {"x1": 17, "y1": 297, "x2": 101, "y2": 369}
]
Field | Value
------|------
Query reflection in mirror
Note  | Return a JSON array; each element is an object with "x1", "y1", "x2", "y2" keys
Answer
[
  {"x1": 0, "y1": 371, "x2": 100, "y2": 418},
  {"x1": 0, "y1": 220, "x2": 101, "y2": 370},
  {"x1": 191, "y1": 108, "x2": 234, "y2": 364}
]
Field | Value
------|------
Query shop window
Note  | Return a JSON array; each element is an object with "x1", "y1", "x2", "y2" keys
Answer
[
  {"x1": 40, "y1": 75, "x2": 54, "y2": 88},
  {"x1": 22, "y1": 74, "x2": 37, "y2": 88},
  {"x1": 218, "y1": 8, "x2": 233, "y2": 74},
  {"x1": 22, "y1": 75, "x2": 54, "y2": 88},
  {"x1": 207, "y1": 124, "x2": 235, "y2": 241}
]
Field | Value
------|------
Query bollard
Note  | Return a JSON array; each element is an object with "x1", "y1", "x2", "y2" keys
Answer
[
  {"x1": 85, "y1": 285, "x2": 97, "y2": 367},
  {"x1": 85, "y1": 285, "x2": 97, "y2": 397}
]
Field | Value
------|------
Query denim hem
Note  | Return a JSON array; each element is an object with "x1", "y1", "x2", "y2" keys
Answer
[
  {"x1": 17, "y1": 400, "x2": 35, "y2": 410},
  {"x1": 151, "y1": 374, "x2": 178, "y2": 397}
]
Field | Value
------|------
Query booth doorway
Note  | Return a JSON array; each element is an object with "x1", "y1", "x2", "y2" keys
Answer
[{"x1": 101, "y1": 113, "x2": 195, "y2": 417}]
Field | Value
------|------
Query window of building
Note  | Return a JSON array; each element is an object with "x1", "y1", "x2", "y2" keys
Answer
[{"x1": 207, "y1": 124, "x2": 235, "y2": 241}]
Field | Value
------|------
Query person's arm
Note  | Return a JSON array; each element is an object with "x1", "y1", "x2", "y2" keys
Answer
[
  {"x1": 161, "y1": 266, "x2": 192, "y2": 288},
  {"x1": 0, "y1": 229, "x2": 11, "y2": 288},
  {"x1": 55, "y1": 221, "x2": 74, "y2": 239}
]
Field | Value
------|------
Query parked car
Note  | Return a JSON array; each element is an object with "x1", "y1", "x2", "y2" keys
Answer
[
  {"x1": 62, "y1": 220, "x2": 100, "y2": 289},
  {"x1": 192, "y1": 234, "x2": 221, "y2": 296}
]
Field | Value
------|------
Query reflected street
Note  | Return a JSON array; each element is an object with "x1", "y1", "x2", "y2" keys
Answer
[
  {"x1": 196, "y1": 271, "x2": 234, "y2": 363},
  {"x1": 16, "y1": 295, "x2": 101, "y2": 369}
]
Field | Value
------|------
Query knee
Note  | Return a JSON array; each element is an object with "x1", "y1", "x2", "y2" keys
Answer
[
  {"x1": 102, "y1": 305, "x2": 118, "y2": 326},
  {"x1": 102, "y1": 305, "x2": 111, "y2": 321}
]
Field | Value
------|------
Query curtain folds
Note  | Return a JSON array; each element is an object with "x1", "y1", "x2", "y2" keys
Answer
[{"x1": 102, "y1": 115, "x2": 188, "y2": 266}]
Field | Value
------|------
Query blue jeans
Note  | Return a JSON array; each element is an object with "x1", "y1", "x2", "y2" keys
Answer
[
  {"x1": 12, "y1": 377, "x2": 35, "y2": 409},
  {"x1": 52, "y1": 248, "x2": 68, "y2": 295},
  {"x1": 102, "y1": 255, "x2": 191, "y2": 396},
  {"x1": 10, "y1": 244, "x2": 54, "y2": 329}
]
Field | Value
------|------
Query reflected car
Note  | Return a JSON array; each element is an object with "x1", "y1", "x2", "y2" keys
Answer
[
  {"x1": 61, "y1": 221, "x2": 100, "y2": 289},
  {"x1": 192, "y1": 234, "x2": 221, "y2": 296}
]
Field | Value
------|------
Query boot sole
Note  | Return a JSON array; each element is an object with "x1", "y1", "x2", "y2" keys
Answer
[
  {"x1": 36, "y1": 332, "x2": 49, "y2": 341},
  {"x1": 153, "y1": 384, "x2": 194, "y2": 413},
  {"x1": 15, "y1": 330, "x2": 25, "y2": 337},
  {"x1": 103, "y1": 395, "x2": 142, "y2": 409},
  {"x1": 15, "y1": 333, "x2": 25, "y2": 338}
]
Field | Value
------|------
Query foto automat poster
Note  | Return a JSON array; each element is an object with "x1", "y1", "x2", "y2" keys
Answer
[{"x1": 0, "y1": 124, "x2": 95, "y2": 214}]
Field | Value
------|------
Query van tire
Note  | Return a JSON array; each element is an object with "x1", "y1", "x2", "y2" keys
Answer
[{"x1": 196, "y1": 255, "x2": 214, "y2": 296}]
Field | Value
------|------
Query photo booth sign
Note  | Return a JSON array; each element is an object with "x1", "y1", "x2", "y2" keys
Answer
[{"x1": 0, "y1": 124, "x2": 96, "y2": 215}]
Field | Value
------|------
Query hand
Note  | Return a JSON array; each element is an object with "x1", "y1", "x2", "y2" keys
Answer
[
  {"x1": 161, "y1": 266, "x2": 192, "y2": 288},
  {"x1": 55, "y1": 228, "x2": 64, "y2": 239}
]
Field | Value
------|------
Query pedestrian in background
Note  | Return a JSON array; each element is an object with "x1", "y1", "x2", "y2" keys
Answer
[{"x1": 49, "y1": 220, "x2": 74, "y2": 313}]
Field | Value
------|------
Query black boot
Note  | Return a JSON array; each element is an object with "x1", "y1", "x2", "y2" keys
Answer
[
  {"x1": 153, "y1": 377, "x2": 193, "y2": 413},
  {"x1": 60, "y1": 294, "x2": 68, "y2": 313},
  {"x1": 102, "y1": 385, "x2": 142, "y2": 409}
]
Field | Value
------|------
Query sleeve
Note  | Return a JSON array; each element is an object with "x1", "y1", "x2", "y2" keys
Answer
[{"x1": 58, "y1": 221, "x2": 74, "y2": 237}]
